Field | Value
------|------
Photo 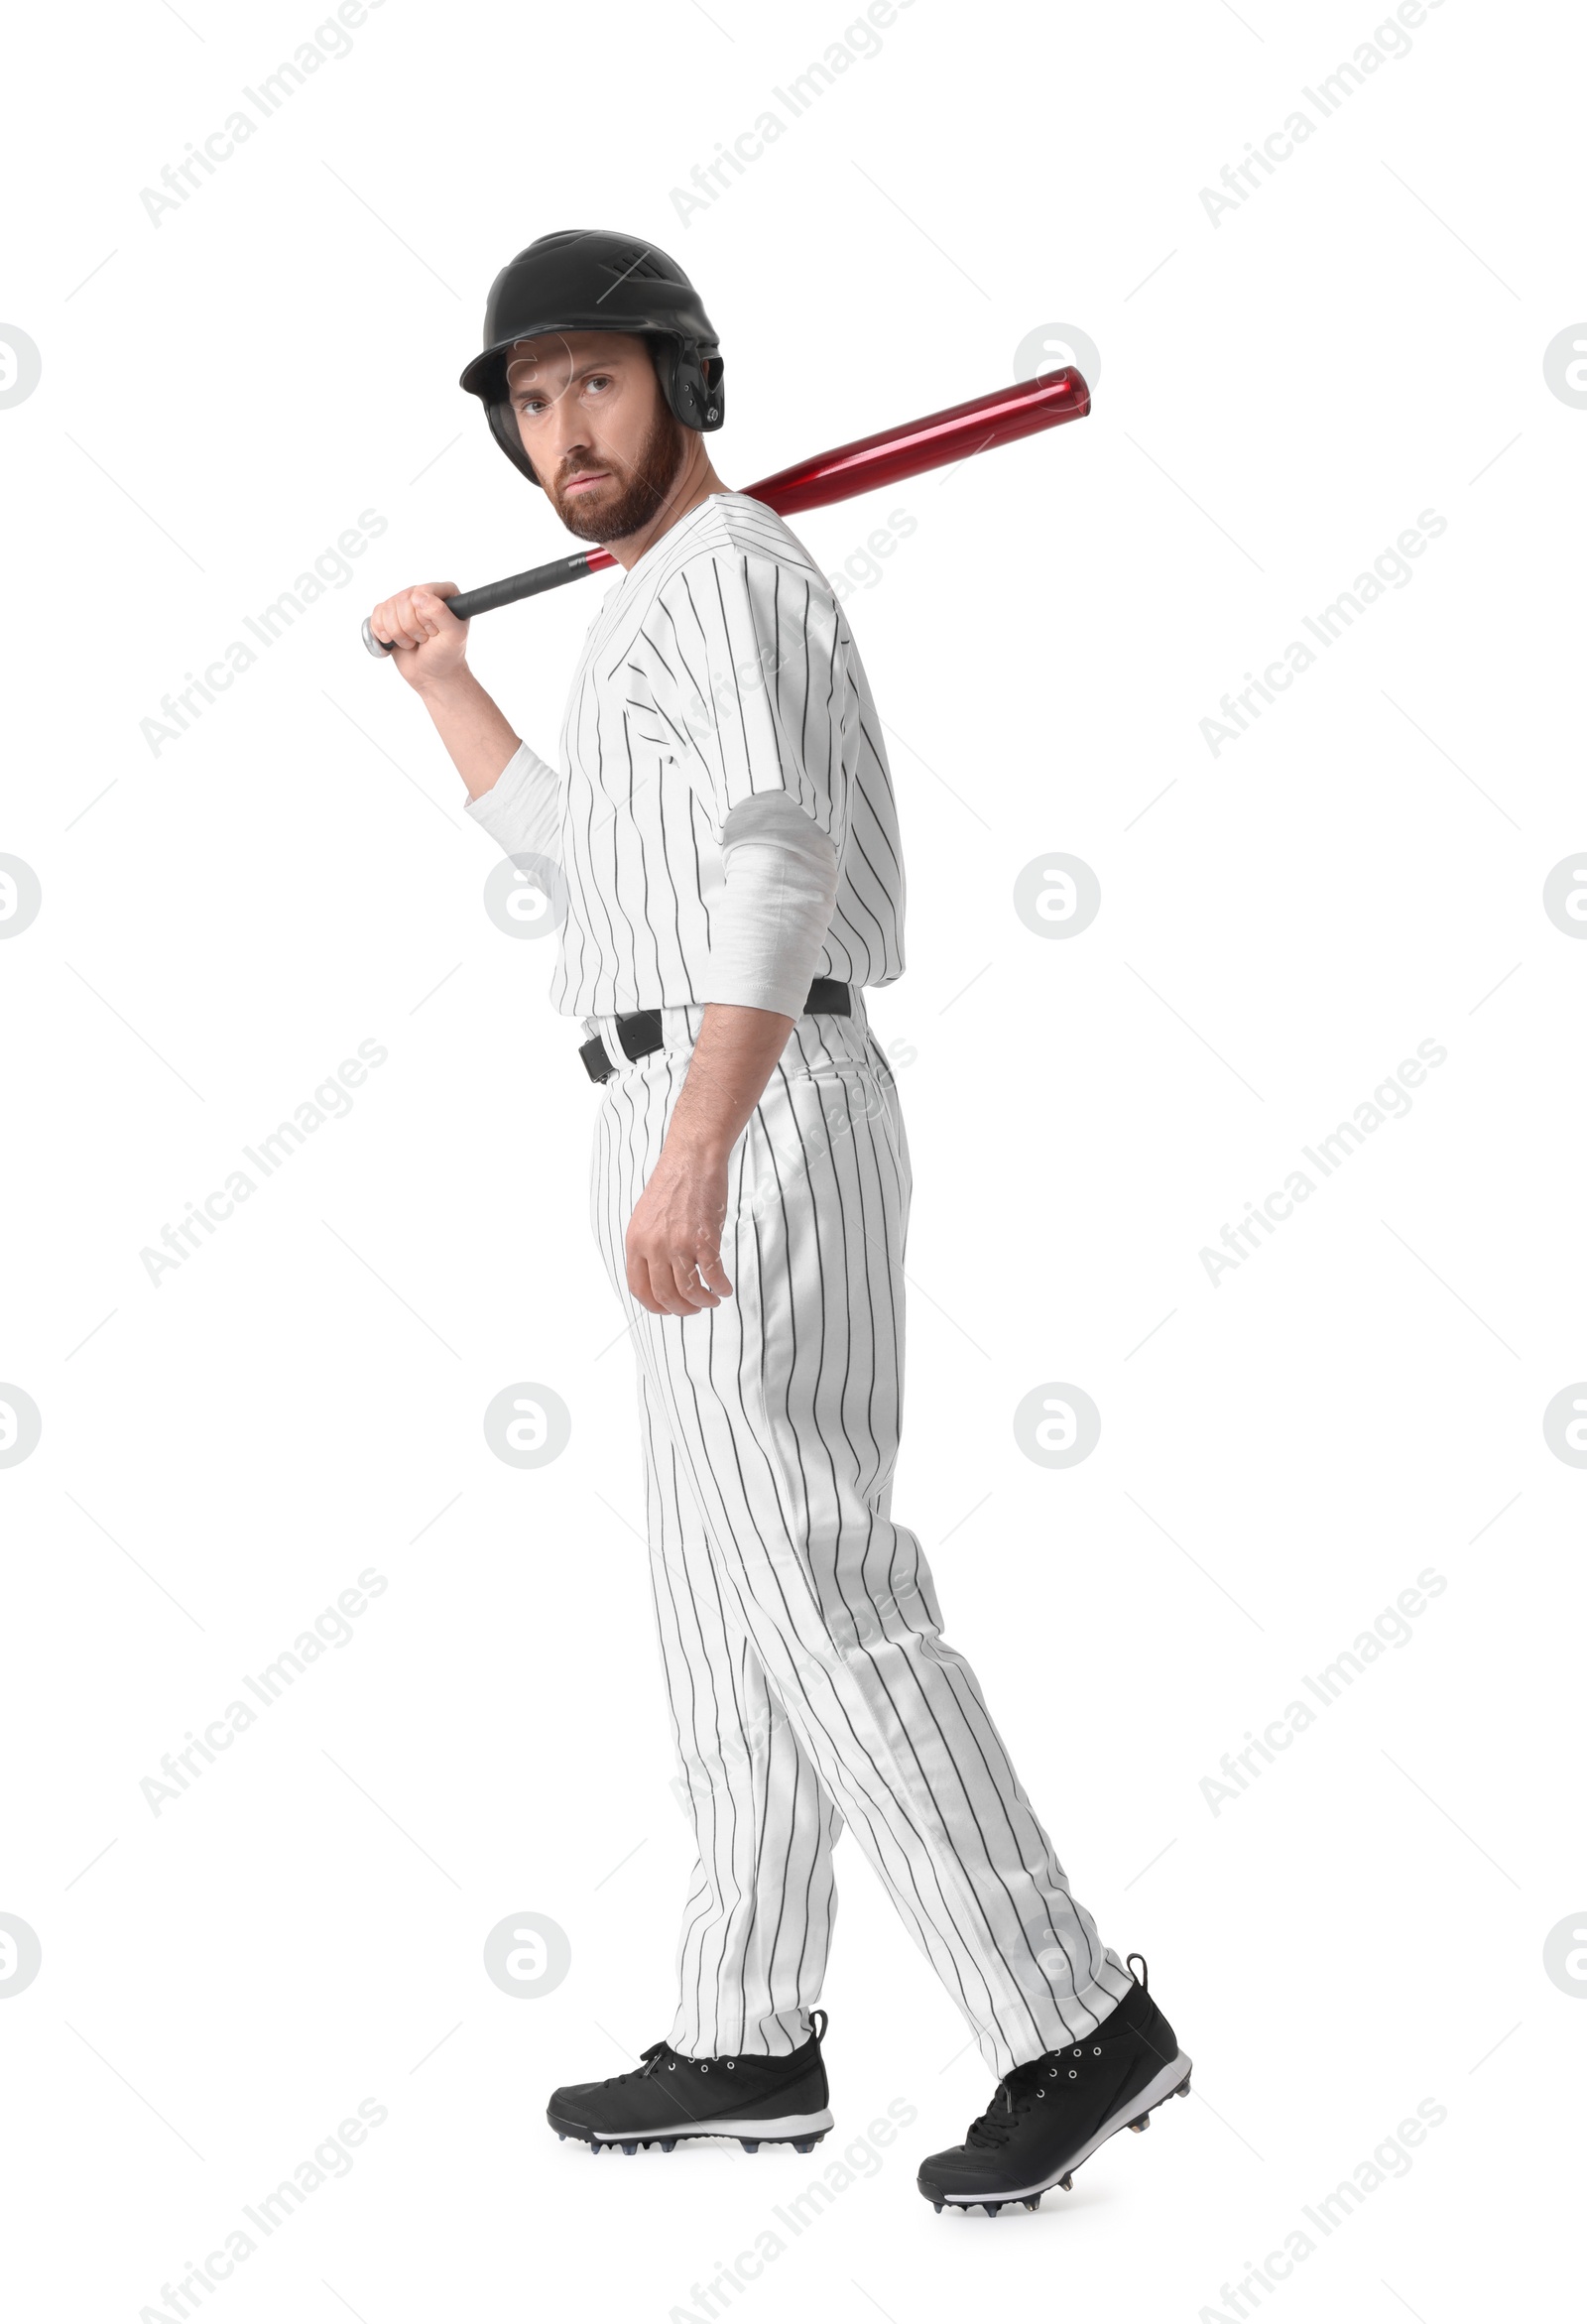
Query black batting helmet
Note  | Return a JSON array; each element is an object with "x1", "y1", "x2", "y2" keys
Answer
[{"x1": 459, "y1": 230, "x2": 725, "y2": 488}]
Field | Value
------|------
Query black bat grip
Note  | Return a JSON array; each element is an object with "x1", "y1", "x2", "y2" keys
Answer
[{"x1": 361, "y1": 550, "x2": 600, "y2": 657}]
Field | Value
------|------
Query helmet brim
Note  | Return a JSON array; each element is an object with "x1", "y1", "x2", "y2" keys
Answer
[{"x1": 460, "y1": 317, "x2": 702, "y2": 403}]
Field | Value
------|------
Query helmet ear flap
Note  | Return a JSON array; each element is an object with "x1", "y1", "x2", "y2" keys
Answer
[
  {"x1": 487, "y1": 397, "x2": 543, "y2": 487},
  {"x1": 655, "y1": 337, "x2": 726, "y2": 432}
]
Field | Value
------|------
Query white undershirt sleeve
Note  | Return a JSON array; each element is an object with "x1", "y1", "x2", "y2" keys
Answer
[
  {"x1": 702, "y1": 791, "x2": 841, "y2": 1017},
  {"x1": 463, "y1": 739, "x2": 562, "y2": 865}
]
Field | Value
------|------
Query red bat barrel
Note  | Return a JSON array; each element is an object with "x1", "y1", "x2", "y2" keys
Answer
[{"x1": 746, "y1": 366, "x2": 1090, "y2": 518}]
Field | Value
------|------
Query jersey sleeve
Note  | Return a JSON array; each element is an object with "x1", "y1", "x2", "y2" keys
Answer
[{"x1": 649, "y1": 550, "x2": 851, "y2": 847}]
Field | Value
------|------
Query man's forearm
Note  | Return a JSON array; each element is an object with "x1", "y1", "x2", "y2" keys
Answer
[
  {"x1": 667, "y1": 1003, "x2": 794, "y2": 1161},
  {"x1": 624, "y1": 1003, "x2": 793, "y2": 1314},
  {"x1": 413, "y1": 667, "x2": 523, "y2": 801}
]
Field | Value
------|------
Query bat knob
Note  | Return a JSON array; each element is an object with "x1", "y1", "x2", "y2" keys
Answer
[{"x1": 362, "y1": 616, "x2": 394, "y2": 659}]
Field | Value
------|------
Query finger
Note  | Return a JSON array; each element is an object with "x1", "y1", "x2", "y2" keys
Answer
[
  {"x1": 696, "y1": 1242, "x2": 733, "y2": 1299},
  {"x1": 632, "y1": 1252, "x2": 695, "y2": 1319},
  {"x1": 384, "y1": 593, "x2": 428, "y2": 651},
  {"x1": 413, "y1": 585, "x2": 465, "y2": 632},
  {"x1": 651, "y1": 1259, "x2": 702, "y2": 1315},
  {"x1": 665, "y1": 1253, "x2": 719, "y2": 1312},
  {"x1": 626, "y1": 1251, "x2": 664, "y2": 1315},
  {"x1": 638, "y1": 1246, "x2": 703, "y2": 1316}
]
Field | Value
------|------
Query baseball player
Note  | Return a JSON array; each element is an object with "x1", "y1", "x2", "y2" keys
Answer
[{"x1": 368, "y1": 230, "x2": 1189, "y2": 2217}]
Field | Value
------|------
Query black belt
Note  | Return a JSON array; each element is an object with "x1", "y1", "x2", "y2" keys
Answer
[{"x1": 580, "y1": 977, "x2": 851, "y2": 1084}]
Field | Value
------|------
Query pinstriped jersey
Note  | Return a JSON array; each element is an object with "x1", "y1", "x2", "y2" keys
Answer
[{"x1": 470, "y1": 491, "x2": 906, "y2": 1018}]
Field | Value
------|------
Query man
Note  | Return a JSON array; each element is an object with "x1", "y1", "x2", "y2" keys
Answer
[{"x1": 368, "y1": 230, "x2": 1188, "y2": 2217}]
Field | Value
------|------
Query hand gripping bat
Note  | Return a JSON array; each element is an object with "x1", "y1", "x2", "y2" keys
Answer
[{"x1": 360, "y1": 368, "x2": 1089, "y2": 656}]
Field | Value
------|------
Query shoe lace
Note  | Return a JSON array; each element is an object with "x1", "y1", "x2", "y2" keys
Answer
[
  {"x1": 600, "y1": 2013, "x2": 827, "y2": 2088},
  {"x1": 965, "y1": 1974, "x2": 1149, "y2": 2151},
  {"x1": 965, "y1": 2057, "x2": 1053, "y2": 2150},
  {"x1": 593, "y1": 2040, "x2": 677, "y2": 2089}
]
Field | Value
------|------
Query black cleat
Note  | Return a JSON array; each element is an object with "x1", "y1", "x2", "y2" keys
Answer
[
  {"x1": 916, "y1": 1961, "x2": 1190, "y2": 2214},
  {"x1": 548, "y1": 2011, "x2": 832, "y2": 2152}
]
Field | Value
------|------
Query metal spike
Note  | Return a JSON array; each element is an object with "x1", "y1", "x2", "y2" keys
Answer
[
  {"x1": 792, "y1": 2137, "x2": 818, "y2": 2153},
  {"x1": 661, "y1": 2139, "x2": 677, "y2": 2152},
  {"x1": 621, "y1": 2141, "x2": 638, "y2": 2154},
  {"x1": 985, "y1": 2201, "x2": 1003, "y2": 2217},
  {"x1": 740, "y1": 2139, "x2": 760, "y2": 2153},
  {"x1": 1057, "y1": 2173, "x2": 1073, "y2": 2191},
  {"x1": 932, "y1": 2200, "x2": 944, "y2": 2213},
  {"x1": 1129, "y1": 2114, "x2": 1150, "y2": 2132},
  {"x1": 1023, "y1": 2196, "x2": 1041, "y2": 2212}
]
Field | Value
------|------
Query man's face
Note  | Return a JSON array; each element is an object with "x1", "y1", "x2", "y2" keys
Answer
[{"x1": 505, "y1": 329, "x2": 689, "y2": 543}]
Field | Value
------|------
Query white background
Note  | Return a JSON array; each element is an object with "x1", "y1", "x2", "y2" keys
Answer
[{"x1": 3, "y1": 0, "x2": 1583, "y2": 2316}]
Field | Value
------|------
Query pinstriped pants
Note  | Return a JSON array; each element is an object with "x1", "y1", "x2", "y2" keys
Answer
[{"x1": 587, "y1": 996, "x2": 1131, "y2": 2077}]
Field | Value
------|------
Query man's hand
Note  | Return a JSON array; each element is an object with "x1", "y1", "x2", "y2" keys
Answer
[
  {"x1": 366, "y1": 583, "x2": 523, "y2": 804},
  {"x1": 625, "y1": 1132, "x2": 734, "y2": 1315},
  {"x1": 367, "y1": 582, "x2": 469, "y2": 694},
  {"x1": 623, "y1": 1002, "x2": 795, "y2": 1316}
]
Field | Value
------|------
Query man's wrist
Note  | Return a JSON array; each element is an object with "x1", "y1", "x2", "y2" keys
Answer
[
  {"x1": 415, "y1": 666, "x2": 485, "y2": 713},
  {"x1": 663, "y1": 1118, "x2": 732, "y2": 1169}
]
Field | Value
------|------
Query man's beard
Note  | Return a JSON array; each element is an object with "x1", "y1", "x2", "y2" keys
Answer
[{"x1": 544, "y1": 405, "x2": 690, "y2": 544}]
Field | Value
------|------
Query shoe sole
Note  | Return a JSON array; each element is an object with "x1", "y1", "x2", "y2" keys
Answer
[
  {"x1": 920, "y1": 2052, "x2": 1192, "y2": 2214},
  {"x1": 550, "y1": 2107, "x2": 833, "y2": 2154}
]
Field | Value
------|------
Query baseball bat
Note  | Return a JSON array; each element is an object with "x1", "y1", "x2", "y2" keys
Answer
[{"x1": 361, "y1": 367, "x2": 1089, "y2": 657}]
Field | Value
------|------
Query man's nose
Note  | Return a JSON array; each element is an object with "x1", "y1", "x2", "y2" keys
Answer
[{"x1": 543, "y1": 398, "x2": 594, "y2": 474}]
